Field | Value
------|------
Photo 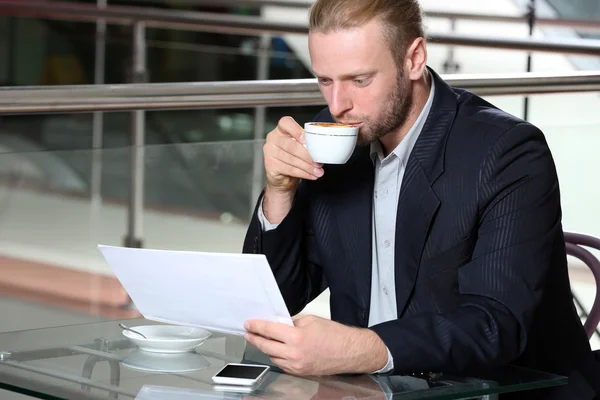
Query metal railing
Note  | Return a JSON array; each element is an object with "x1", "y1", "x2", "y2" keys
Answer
[
  {"x1": 3, "y1": 0, "x2": 599, "y2": 147},
  {"x1": 2, "y1": 71, "x2": 600, "y2": 113},
  {"x1": 2, "y1": 0, "x2": 600, "y2": 56},
  {"x1": 110, "y1": 0, "x2": 600, "y2": 32}
]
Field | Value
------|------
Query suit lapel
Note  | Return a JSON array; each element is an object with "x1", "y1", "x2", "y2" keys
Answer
[
  {"x1": 394, "y1": 162, "x2": 440, "y2": 317},
  {"x1": 394, "y1": 68, "x2": 458, "y2": 317}
]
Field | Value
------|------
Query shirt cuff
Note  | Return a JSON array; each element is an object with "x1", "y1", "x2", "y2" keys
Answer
[
  {"x1": 257, "y1": 199, "x2": 279, "y2": 231},
  {"x1": 371, "y1": 347, "x2": 394, "y2": 374}
]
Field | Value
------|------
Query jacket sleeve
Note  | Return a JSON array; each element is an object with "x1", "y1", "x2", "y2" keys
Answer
[
  {"x1": 242, "y1": 181, "x2": 328, "y2": 316},
  {"x1": 370, "y1": 123, "x2": 563, "y2": 374}
]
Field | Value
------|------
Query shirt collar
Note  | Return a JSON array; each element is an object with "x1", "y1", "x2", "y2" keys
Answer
[{"x1": 370, "y1": 72, "x2": 436, "y2": 165}]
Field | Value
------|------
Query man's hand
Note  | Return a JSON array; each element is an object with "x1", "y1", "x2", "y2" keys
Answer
[
  {"x1": 244, "y1": 315, "x2": 389, "y2": 376},
  {"x1": 262, "y1": 117, "x2": 324, "y2": 224}
]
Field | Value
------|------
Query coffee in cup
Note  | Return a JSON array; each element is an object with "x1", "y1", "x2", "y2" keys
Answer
[{"x1": 304, "y1": 122, "x2": 359, "y2": 164}]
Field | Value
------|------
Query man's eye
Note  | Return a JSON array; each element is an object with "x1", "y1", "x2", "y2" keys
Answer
[
  {"x1": 354, "y1": 79, "x2": 369, "y2": 86},
  {"x1": 318, "y1": 78, "x2": 331, "y2": 85}
]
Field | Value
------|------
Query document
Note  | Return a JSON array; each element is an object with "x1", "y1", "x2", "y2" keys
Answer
[{"x1": 97, "y1": 245, "x2": 293, "y2": 335}]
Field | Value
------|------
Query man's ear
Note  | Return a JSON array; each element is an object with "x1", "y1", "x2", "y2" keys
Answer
[{"x1": 404, "y1": 37, "x2": 427, "y2": 81}]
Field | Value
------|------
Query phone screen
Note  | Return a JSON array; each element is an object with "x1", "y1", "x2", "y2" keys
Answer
[{"x1": 215, "y1": 364, "x2": 268, "y2": 380}]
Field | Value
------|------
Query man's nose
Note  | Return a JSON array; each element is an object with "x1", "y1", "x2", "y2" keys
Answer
[{"x1": 328, "y1": 84, "x2": 352, "y2": 118}]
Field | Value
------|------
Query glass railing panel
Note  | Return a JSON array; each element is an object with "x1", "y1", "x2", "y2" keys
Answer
[
  {"x1": 545, "y1": 0, "x2": 600, "y2": 21},
  {"x1": 0, "y1": 140, "x2": 268, "y2": 330},
  {"x1": 0, "y1": 139, "x2": 261, "y2": 235},
  {"x1": 0, "y1": 104, "x2": 325, "y2": 150}
]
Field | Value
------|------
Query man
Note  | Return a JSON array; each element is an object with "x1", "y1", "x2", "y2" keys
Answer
[{"x1": 242, "y1": 0, "x2": 600, "y2": 397}]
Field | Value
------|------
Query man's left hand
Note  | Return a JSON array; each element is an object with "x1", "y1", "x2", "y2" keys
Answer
[{"x1": 244, "y1": 315, "x2": 388, "y2": 376}]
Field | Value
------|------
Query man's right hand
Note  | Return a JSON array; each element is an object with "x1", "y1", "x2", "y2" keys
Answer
[{"x1": 262, "y1": 117, "x2": 324, "y2": 224}]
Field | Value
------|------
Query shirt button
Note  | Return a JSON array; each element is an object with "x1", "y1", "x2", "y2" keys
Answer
[
  {"x1": 384, "y1": 240, "x2": 391, "y2": 248},
  {"x1": 383, "y1": 286, "x2": 388, "y2": 295}
]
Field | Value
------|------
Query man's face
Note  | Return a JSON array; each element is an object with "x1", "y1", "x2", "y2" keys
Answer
[{"x1": 308, "y1": 19, "x2": 412, "y2": 146}]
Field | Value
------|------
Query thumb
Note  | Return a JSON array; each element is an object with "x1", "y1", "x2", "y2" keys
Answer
[
  {"x1": 292, "y1": 313, "x2": 309, "y2": 321},
  {"x1": 292, "y1": 313, "x2": 313, "y2": 326}
]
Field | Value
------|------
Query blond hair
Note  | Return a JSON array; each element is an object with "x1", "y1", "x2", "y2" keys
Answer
[{"x1": 309, "y1": 0, "x2": 426, "y2": 70}]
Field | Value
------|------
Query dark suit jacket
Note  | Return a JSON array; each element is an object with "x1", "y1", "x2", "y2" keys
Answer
[{"x1": 243, "y1": 68, "x2": 600, "y2": 398}]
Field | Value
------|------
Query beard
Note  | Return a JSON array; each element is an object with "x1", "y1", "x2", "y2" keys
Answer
[{"x1": 333, "y1": 73, "x2": 413, "y2": 146}]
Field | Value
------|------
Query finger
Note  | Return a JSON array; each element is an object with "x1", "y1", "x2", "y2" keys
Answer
[
  {"x1": 292, "y1": 315, "x2": 318, "y2": 326},
  {"x1": 291, "y1": 313, "x2": 310, "y2": 322},
  {"x1": 277, "y1": 116, "x2": 305, "y2": 143},
  {"x1": 266, "y1": 158, "x2": 320, "y2": 181},
  {"x1": 265, "y1": 147, "x2": 323, "y2": 181},
  {"x1": 268, "y1": 132, "x2": 318, "y2": 167},
  {"x1": 266, "y1": 150, "x2": 324, "y2": 181},
  {"x1": 245, "y1": 320, "x2": 296, "y2": 343},
  {"x1": 245, "y1": 332, "x2": 292, "y2": 359},
  {"x1": 273, "y1": 137, "x2": 320, "y2": 171}
]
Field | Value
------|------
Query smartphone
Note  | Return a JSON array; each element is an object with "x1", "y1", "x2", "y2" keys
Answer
[
  {"x1": 212, "y1": 385, "x2": 257, "y2": 394},
  {"x1": 212, "y1": 363, "x2": 270, "y2": 386}
]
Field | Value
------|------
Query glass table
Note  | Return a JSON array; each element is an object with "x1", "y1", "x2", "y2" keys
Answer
[{"x1": 0, "y1": 318, "x2": 567, "y2": 399}]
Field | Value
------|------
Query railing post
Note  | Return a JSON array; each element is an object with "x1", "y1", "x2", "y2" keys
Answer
[
  {"x1": 523, "y1": 0, "x2": 537, "y2": 121},
  {"x1": 442, "y1": 18, "x2": 460, "y2": 73},
  {"x1": 250, "y1": 33, "x2": 271, "y2": 219},
  {"x1": 91, "y1": 0, "x2": 106, "y2": 209},
  {"x1": 124, "y1": 21, "x2": 146, "y2": 249}
]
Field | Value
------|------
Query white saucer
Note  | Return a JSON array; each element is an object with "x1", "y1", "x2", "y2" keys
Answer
[
  {"x1": 122, "y1": 349, "x2": 211, "y2": 373},
  {"x1": 122, "y1": 325, "x2": 211, "y2": 353}
]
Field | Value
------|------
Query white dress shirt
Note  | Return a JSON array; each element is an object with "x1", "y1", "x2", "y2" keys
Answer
[{"x1": 257, "y1": 73, "x2": 435, "y2": 373}]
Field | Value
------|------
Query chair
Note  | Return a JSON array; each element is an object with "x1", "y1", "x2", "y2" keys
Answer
[{"x1": 564, "y1": 232, "x2": 600, "y2": 340}]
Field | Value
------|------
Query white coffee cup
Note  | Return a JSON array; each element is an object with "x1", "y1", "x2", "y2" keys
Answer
[{"x1": 304, "y1": 122, "x2": 359, "y2": 164}]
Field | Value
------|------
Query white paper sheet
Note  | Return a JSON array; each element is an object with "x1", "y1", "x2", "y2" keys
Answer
[{"x1": 97, "y1": 245, "x2": 293, "y2": 335}]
